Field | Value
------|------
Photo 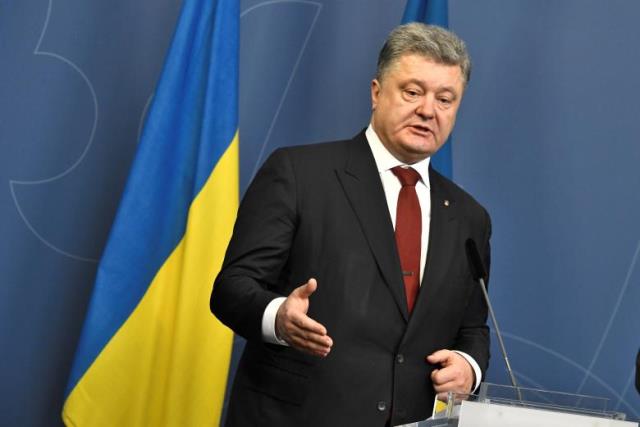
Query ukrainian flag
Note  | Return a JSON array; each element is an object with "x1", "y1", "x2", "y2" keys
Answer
[
  {"x1": 62, "y1": 0, "x2": 238, "y2": 425},
  {"x1": 402, "y1": 0, "x2": 453, "y2": 179}
]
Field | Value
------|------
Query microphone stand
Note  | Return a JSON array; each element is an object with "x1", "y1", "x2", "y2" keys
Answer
[{"x1": 477, "y1": 276, "x2": 523, "y2": 403}]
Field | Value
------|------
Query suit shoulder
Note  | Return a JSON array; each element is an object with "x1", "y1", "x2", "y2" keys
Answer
[
  {"x1": 270, "y1": 138, "x2": 353, "y2": 163},
  {"x1": 432, "y1": 169, "x2": 490, "y2": 219}
]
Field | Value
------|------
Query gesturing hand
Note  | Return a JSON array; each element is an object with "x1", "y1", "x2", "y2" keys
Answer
[
  {"x1": 427, "y1": 350, "x2": 474, "y2": 401},
  {"x1": 275, "y1": 278, "x2": 333, "y2": 357}
]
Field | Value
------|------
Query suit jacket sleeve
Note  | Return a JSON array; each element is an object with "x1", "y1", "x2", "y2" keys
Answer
[
  {"x1": 210, "y1": 148, "x2": 297, "y2": 342},
  {"x1": 453, "y1": 205, "x2": 492, "y2": 375}
]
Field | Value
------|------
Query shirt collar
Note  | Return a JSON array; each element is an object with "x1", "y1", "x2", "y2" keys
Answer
[{"x1": 365, "y1": 124, "x2": 431, "y2": 189}]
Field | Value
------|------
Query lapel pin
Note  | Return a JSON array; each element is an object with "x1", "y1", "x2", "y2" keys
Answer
[{"x1": 444, "y1": 199, "x2": 450, "y2": 207}]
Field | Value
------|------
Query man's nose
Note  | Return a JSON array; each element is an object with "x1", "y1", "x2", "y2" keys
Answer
[{"x1": 415, "y1": 95, "x2": 435, "y2": 119}]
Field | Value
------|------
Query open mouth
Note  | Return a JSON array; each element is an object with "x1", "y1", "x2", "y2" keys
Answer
[{"x1": 409, "y1": 124, "x2": 433, "y2": 136}]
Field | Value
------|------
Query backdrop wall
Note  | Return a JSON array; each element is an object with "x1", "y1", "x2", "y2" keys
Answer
[{"x1": 1, "y1": 1, "x2": 638, "y2": 425}]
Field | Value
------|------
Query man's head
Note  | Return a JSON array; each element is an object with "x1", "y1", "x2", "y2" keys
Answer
[{"x1": 371, "y1": 23, "x2": 471, "y2": 164}]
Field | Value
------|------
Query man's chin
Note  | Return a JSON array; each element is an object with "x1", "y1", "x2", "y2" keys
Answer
[{"x1": 401, "y1": 139, "x2": 439, "y2": 159}]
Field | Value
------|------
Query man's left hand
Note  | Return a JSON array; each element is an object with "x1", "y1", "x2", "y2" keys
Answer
[{"x1": 426, "y1": 350, "x2": 474, "y2": 400}]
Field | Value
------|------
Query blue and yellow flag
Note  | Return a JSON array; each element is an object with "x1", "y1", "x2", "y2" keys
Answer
[
  {"x1": 63, "y1": 0, "x2": 238, "y2": 425},
  {"x1": 402, "y1": 0, "x2": 453, "y2": 179}
]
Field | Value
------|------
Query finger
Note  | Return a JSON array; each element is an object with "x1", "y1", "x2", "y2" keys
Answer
[
  {"x1": 432, "y1": 367, "x2": 473, "y2": 395},
  {"x1": 291, "y1": 312, "x2": 328, "y2": 336},
  {"x1": 437, "y1": 392, "x2": 469, "y2": 402},
  {"x1": 277, "y1": 309, "x2": 330, "y2": 344},
  {"x1": 433, "y1": 379, "x2": 469, "y2": 398},
  {"x1": 283, "y1": 313, "x2": 332, "y2": 346},
  {"x1": 290, "y1": 335, "x2": 331, "y2": 353},
  {"x1": 289, "y1": 334, "x2": 332, "y2": 357},
  {"x1": 294, "y1": 278, "x2": 318, "y2": 299},
  {"x1": 433, "y1": 380, "x2": 463, "y2": 402},
  {"x1": 431, "y1": 366, "x2": 457, "y2": 385},
  {"x1": 289, "y1": 327, "x2": 333, "y2": 348},
  {"x1": 426, "y1": 349, "x2": 452, "y2": 365},
  {"x1": 287, "y1": 316, "x2": 332, "y2": 345},
  {"x1": 436, "y1": 391, "x2": 451, "y2": 402},
  {"x1": 436, "y1": 391, "x2": 470, "y2": 402},
  {"x1": 433, "y1": 377, "x2": 459, "y2": 392}
]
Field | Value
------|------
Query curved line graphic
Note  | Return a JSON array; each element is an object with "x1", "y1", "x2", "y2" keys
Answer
[
  {"x1": 9, "y1": 184, "x2": 98, "y2": 263},
  {"x1": 576, "y1": 239, "x2": 640, "y2": 394},
  {"x1": 137, "y1": 93, "x2": 154, "y2": 143},
  {"x1": 499, "y1": 331, "x2": 639, "y2": 418},
  {"x1": 241, "y1": 0, "x2": 321, "y2": 17},
  {"x1": 10, "y1": 0, "x2": 100, "y2": 263},
  {"x1": 614, "y1": 370, "x2": 638, "y2": 412},
  {"x1": 242, "y1": 0, "x2": 323, "y2": 179},
  {"x1": 512, "y1": 370, "x2": 547, "y2": 391},
  {"x1": 510, "y1": 371, "x2": 556, "y2": 405}
]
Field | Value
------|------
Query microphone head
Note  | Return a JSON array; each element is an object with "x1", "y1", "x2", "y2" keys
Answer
[{"x1": 465, "y1": 238, "x2": 487, "y2": 281}]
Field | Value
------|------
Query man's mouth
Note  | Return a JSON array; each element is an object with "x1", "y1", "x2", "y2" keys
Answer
[{"x1": 409, "y1": 124, "x2": 433, "y2": 136}]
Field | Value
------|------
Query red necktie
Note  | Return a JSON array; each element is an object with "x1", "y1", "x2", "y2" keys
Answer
[{"x1": 391, "y1": 166, "x2": 422, "y2": 314}]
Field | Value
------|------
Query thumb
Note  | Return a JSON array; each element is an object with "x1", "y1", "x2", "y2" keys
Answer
[
  {"x1": 293, "y1": 278, "x2": 318, "y2": 299},
  {"x1": 426, "y1": 349, "x2": 453, "y2": 365}
]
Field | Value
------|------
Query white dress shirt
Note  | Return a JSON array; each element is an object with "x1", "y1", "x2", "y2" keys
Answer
[{"x1": 260, "y1": 125, "x2": 482, "y2": 390}]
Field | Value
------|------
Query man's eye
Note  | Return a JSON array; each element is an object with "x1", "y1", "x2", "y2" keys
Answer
[
  {"x1": 403, "y1": 89, "x2": 420, "y2": 99},
  {"x1": 438, "y1": 97, "x2": 452, "y2": 106}
]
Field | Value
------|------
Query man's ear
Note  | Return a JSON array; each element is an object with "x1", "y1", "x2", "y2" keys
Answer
[{"x1": 371, "y1": 79, "x2": 381, "y2": 110}]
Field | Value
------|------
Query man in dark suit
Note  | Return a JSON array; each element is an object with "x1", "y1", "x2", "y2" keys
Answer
[{"x1": 211, "y1": 23, "x2": 491, "y2": 426}]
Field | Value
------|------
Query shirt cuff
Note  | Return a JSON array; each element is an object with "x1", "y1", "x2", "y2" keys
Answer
[
  {"x1": 261, "y1": 297, "x2": 288, "y2": 345},
  {"x1": 452, "y1": 350, "x2": 482, "y2": 393}
]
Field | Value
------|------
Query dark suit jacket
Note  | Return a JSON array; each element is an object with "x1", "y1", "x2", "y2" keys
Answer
[{"x1": 211, "y1": 132, "x2": 492, "y2": 426}]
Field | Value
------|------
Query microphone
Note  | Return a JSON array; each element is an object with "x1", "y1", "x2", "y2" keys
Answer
[{"x1": 465, "y1": 238, "x2": 522, "y2": 401}]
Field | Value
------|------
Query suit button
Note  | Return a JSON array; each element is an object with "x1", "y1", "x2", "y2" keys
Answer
[
  {"x1": 377, "y1": 401, "x2": 387, "y2": 412},
  {"x1": 396, "y1": 354, "x2": 404, "y2": 364}
]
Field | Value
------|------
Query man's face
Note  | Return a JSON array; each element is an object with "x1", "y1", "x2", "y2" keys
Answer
[{"x1": 371, "y1": 54, "x2": 465, "y2": 164}]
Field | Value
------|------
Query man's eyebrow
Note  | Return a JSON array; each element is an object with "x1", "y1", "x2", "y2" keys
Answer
[
  {"x1": 402, "y1": 78, "x2": 425, "y2": 87},
  {"x1": 402, "y1": 79, "x2": 460, "y2": 95},
  {"x1": 438, "y1": 85, "x2": 458, "y2": 93}
]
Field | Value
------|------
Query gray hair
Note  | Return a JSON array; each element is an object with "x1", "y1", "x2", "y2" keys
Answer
[{"x1": 376, "y1": 23, "x2": 471, "y2": 86}]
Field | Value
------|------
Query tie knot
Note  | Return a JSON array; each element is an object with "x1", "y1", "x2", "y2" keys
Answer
[{"x1": 392, "y1": 166, "x2": 421, "y2": 187}]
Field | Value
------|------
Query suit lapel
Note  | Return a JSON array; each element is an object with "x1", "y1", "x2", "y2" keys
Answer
[
  {"x1": 411, "y1": 167, "x2": 459, "y2": 320},
  {"x1": 335, "y1": 133, "x2": 409, "y2": 322}
]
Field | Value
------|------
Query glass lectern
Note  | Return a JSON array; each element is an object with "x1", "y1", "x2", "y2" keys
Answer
[{"x1": 397, "y1": 383, "x2": 637, "y2": 427}]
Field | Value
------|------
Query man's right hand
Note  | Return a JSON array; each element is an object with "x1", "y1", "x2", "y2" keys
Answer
[{"x1": 275, "y1": 278, "x2": 333, "y2": 357}]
